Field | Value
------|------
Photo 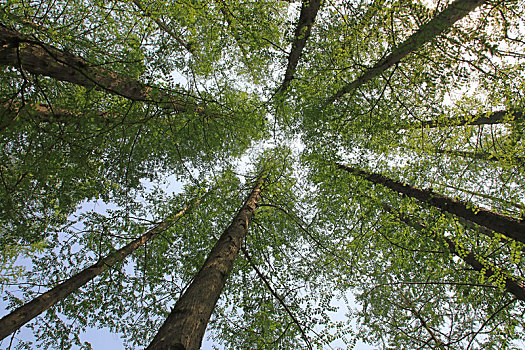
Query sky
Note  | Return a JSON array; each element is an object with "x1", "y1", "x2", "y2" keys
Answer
[
  {"x1": 4, "y1": 1, "x2": 514, "y2": 348},
  {"x1": 0, "y1": 171, "x2": 377, "y2": 349}
]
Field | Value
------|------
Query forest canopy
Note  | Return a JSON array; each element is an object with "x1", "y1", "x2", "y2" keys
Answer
[{"x1": 0, "y1": 0, "x2": 524, "y2": 349}]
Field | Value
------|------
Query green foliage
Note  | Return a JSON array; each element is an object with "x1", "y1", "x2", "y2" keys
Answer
[{"x1": 1, "y1": 0, "x2": 525, "y2": 349}]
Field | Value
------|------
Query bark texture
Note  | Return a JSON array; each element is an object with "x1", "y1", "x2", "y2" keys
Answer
[
  {"x1": 327, "y1": 0, "x2": 487, "y2": 104},
  {"x1": 337, "y1": 163, "x2": 525, "y2": 244},
  {"x1": 419, "y1": 110, "x2": 523, "y2": 128},
  {"x1": 146, "y1": 176, "x2": 265, "y2": 350},
  {"x1": 0, "y1": 25, "x2": 189, "y2": 111},
  {"x1": 0, "y1": 202, "x2": 194, "y2": 341},
  {"x1": 279, "y1": 0, "x2": 322, "y2": 93},
  {"x1": 388, "y1": 206, "x2": 525, "y2": 302}
]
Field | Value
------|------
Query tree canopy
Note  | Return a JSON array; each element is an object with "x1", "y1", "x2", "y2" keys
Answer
[{"x1": 1, "y1": 0, "x2": 524, "y2": 349}]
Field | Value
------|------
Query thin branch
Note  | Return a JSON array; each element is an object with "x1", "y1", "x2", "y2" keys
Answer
[
  {"x1": 466, "y1": 297, "x2": 516, "y2": 350},
  {"x1": 132, "y1": 0, "x2": 195, "y2": 54},
  {"x1": 241, "y1": 246, "x2": 313, "y2": 350}
]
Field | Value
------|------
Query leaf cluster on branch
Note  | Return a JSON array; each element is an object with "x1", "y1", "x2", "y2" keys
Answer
[{"x1": 0, "y1": 0, "x2": 524, "y2": 349}]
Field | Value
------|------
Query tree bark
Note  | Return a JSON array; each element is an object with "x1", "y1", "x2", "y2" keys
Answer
[
  {"x1": 0, "y1": 25, "x2": 191, "y2": 112},
  {"x1": 278, "y1": 0, "x2": 322, "y2": 93},
  {"x1": 337, "y1": 163, "x2": 525, "y2": 244},
  {"x1": 386, "y1": 206, "x2": 525, "y2": 302},
  {"x1": 0, "y1": 201, "x2": 196, "y2": 341},
  {"x1": 327, "y1": 0, "x2": 487, "y2": 104},
  {"x1": 419, "y1": 110, "x2": 523, "y2": 128},
  {"x1": 146, "y1": 176, "x2": 265, "y2": 350}
]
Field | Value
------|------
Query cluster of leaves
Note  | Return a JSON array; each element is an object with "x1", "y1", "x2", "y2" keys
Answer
[{"x1": 1, "y1": 0, "x2": 525, "y2": 349}]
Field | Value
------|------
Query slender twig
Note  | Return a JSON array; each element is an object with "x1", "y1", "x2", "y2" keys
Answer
[
  {"x1": 466, "y1": 297, "x2": 517, "y2": 350},
  {"x1": 241, "y1": 246, "x2": 313, "y2": 350}
]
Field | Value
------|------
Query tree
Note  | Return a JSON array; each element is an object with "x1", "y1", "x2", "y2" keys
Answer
[
  {"x1": 0, "y1": 197, "x2": 200, "y2": 341},
  {"x1": 383, "y1": 204, "x2": 525, "y2": 302},
  {"x1": 325, "y1": 0, "x2": 488, "y2": 104},
  {"x1": 337, "y1": 163, "x2": 525, "y2": 244},
  {"x1": 1, "y1": 0, "x2": 524, "y2": 349},
  {"x1": 146, "y1": 171, "x2": 265, "y2": 350},
  {"x1": 278, "y1": 0, "x2": 322, "y2": 93}
]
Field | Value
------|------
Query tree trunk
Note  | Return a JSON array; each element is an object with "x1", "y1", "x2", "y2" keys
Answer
[
  {"x1": 419, "y1": 110, "x2": 523, "y2": 128},
  {"x1": 385, "y1": 205, "x2": 525, "y2": 302},
  {"x1": 0, "y1": 25, "x2": 191, "y2": 112},
  {"x1": 0, "y1": 201, "x2": 196, "y2": 341},
  {"x1": 337, "y1": 163, "x2": 525, "y2": 244},
  {"x1": 146, "y1": 176, "x2": 265, "y2": 350},
  {"x1": 327, "y1": 0, "x2": 487, "y2": 104},
  {"x1": 278, "y1": 0, "x2": 322, "y2": 93}
]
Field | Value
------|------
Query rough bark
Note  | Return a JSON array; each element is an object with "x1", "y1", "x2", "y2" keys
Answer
[
  {"x1": 387, "y1": 206, "x2": 525, "y2": 302},
  {"x1": 0, "y1": 201, "x2": 196, "y2": 341},
  {"x1": 327, "y1": 0, "x2": 487, "y2": 104},
  {"x1": 146, "y1": 176, "x2": 265, "y2": 350},
  {"x1": 419, "y1": 110, "x2": 523, "y2": 128},
  {"x1": 0, "y1": 25, "x2": 191, "y2": 111},
  {"x1": 278, "y1": 0, "x2": 322, "y2": 93},
  {"x1": 337, "y1": 163, "x2": 525, "y2": 244}
]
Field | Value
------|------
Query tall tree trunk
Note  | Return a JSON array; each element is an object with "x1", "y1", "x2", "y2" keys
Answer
[
  {"x1": 0, "y1": 25, "x2": 192, "y2": 112},
  {"x1": 278, "y1": 0, "x2": 322, "y2": 93},
  {"x1": 0, "y1": 201, "x2": 197, "y2": 341},
  {"x1": 337, "y1": 163, "x2": 525, "y2": 244},
  {"x1": 385, "y1": 205, "x2": 525, "y2": 302},
  {"x1": 146, "y1": 175, "x2": 265, "y2": 350},
  {"x1": 327, "y1": 0, "x2": 487, "y2": 104},
  {"x1": 419, "y1": 110, "x2": 523, "y2": 128}
]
